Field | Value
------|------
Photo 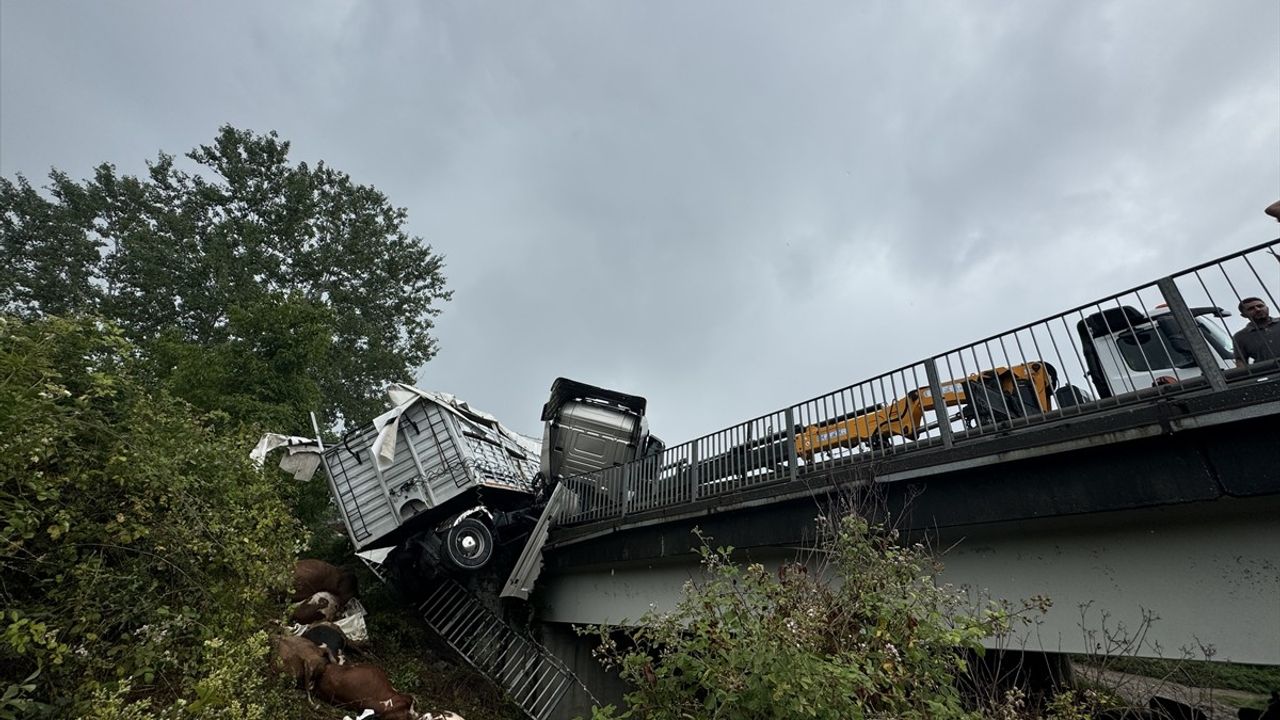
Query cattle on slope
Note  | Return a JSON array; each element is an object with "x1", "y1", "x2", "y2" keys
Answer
[
  {"x1": 270, "y1": 634, "x2": 329, "y2": 691},
  {"x1": 291, "y1": 590, "x2": 341, "y2": 624},
  {"x1": 303, "y1": 620, "x2": 349, "y2": 664},
  {"x1": 292, "y1": 558, "x2": 359, "y2": 606},
  {"x1": 318, "y1": 663, "x2": 418, "y2": 720}
]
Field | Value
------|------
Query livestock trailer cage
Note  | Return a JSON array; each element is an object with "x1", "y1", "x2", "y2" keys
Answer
[{"x1": 321, "y1": 387, "x2": 543, "y2": 569}]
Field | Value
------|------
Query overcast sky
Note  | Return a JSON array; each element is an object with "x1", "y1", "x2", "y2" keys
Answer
[{"x1": 2, "y1": 1, "x2": 1278, "y2": 441}]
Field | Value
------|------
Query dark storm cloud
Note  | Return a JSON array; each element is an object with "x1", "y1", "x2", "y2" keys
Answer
[{"x1": 2, "y1": 0, "x2": 1277, "y2": 439}]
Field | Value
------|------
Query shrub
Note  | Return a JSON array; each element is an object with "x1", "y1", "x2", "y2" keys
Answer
[
  {"x1": 584, "y1": 517, "x2": 1018, "y2": 720},
  {"x1": 0, "y1": 316, "x2": 307, "y2": 716}
]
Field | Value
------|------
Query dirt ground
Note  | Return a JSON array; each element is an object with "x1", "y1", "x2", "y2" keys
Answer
[{"x1": 1076, "y1": 665, "x2": 1271, "y2": 719}]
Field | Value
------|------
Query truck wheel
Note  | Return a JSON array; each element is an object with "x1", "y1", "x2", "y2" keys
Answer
[
  {"x1": 387, "y1": 533, "x2": 440, "y2": 598},
  {"x1": 441, "y1": 518, "x2": 494, "y2": 571}
]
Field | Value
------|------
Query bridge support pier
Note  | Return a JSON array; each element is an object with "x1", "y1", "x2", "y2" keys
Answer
[{"x1": 532, "y1": 621, "x2": 628, "y2": 720}]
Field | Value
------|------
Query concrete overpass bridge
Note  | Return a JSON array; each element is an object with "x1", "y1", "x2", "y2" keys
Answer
[
  {"x1": 537, "y1": 375, "x2": 1280, "y2": 660},
  {"x1": 409, "y1": 241, "x2": 1280, "y2": 720}
]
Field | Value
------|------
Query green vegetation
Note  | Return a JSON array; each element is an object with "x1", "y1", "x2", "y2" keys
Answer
[
  {"x1": 1076, "y1": 655, "x2": 1280, "y2": 695},
  {"x1": 0, "y1": 128, "x2": 462, "y2": 718},
  {"x1": 583, "y1": 519, "x2": 1045, "y2": 720},
  {"x1": 0, "y1": 315, "x2": 306, "y2": 718}
]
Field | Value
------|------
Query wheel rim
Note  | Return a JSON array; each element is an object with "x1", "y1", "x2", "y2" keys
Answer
[
  {"x1": 458, "y1": 532, "x2": 480, "y2": 557},
  {"x1": 453, "y1": 528, "x2": 487, "y2": 563}
]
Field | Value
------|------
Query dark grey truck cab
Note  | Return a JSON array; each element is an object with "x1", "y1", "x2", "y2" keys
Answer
[{"x1": 539, "y1": 377, "x2": 663, "y2": 490}]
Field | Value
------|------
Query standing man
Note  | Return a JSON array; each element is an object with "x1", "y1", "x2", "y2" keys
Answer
[{"x1": 1234, "y1": 297, "x2": 1280, "y2": 367}]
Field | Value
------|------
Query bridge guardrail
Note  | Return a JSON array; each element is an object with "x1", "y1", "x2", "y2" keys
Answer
[{"x1": 559, "y1": 239, "x2": 1280, "y2": 526}]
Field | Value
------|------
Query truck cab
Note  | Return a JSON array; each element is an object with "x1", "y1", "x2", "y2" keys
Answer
[
  {"x1": 538, "y1": 377, "x2": 662, "y2": 497},
  {"x1": 1077, "y1": 305, "x2": 1235, "y2": 399}
]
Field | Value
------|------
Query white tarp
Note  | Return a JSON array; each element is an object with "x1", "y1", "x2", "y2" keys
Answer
[
  {"x1": 289, "y1": 597, "x2": 368, "y2": 644},
  {"x1": 354, "y1": 547, "x2": 392, "y2": 566},
  {"x1": 372, "y1": 383, "x2": 542, "y2": 471},
  {"x1": 249, "y1": 433, "x2": 323, "y2": 481},
  {"x1": 251, "y1": 383, "x2": 542, "y2": 482}
]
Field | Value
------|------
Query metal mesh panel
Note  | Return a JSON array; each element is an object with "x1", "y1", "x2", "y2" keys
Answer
[{"x1": 418, "y1": 576, "x2": 590, "y2": 720}]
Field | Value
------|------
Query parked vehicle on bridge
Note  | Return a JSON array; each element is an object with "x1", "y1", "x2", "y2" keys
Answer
[
  {"x1": 1077, "y1": 304, "x2": 1235, "y2": 399},
  {"x1": 792, "y1": 304, "x2": 1238, "y2": 457},
  {"x1": 688, "y1": 305, "x2": 1241, "y2": 477},
  {"x1": 793, "y1": 361, "x2": 1063, "y2": 458}
]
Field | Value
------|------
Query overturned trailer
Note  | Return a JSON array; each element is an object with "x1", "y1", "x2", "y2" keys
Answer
[
  {"x1": 258, "y1": 379, "x2": 658, "y2": 590},
  {"x1": 332, "y1": 384, "x2": 547, "y2": 576}
]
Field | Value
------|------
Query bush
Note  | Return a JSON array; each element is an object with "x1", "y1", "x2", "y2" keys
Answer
[
  {"x1": 0, "y1": 316, "x2": 307, "y2": 717},
  {"x1": 584, "y1": 518, "x2": 1020, "y2": 720}
]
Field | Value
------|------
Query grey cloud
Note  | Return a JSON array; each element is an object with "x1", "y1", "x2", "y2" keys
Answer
[{"x1": 2, "y1": 0, "x2": 1277, "y2": 441}]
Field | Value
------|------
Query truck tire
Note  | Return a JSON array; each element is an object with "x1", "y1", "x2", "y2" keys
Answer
[
  {"x1": 441, "y1": 518, "x2": 494, "y2": 572},
  {"x1": 387, "y1": 532, "x2": 441, "y2": 599}
]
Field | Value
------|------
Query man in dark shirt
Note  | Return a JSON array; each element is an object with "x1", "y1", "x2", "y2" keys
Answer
[{"x1": 1233, "y1": 297, "x2": 1280, "y2": 366}]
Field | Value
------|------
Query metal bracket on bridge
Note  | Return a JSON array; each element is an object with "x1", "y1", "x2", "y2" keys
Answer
[
  {"x1": 785, "y1": 407, "x2": 799, "y2": 483},
  {"x1": 1156, "y1": 277, "x2": 1228, "y2": 392},
  {"x1": 924, "y1": 358, "x2": 955, "y2": 448}
]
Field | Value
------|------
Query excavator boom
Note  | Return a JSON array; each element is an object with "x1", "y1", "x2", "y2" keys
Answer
[{"x1": 796, "y1": 361, "x2": 1058, "y2": 457}]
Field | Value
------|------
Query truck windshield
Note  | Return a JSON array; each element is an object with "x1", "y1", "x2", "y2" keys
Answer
[
  {"x1": 1115, "y1": 316, "x2": 1233, "y2": 371},
  {"x1": 1197, "y1": 318, "x2": 1235, "y2": 360}
]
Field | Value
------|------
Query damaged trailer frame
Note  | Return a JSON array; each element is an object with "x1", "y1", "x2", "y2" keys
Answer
[
  {"x1": 262, "y1": 379, "x2": 659, "y2": 588},
  {"x1": 319, "y1": 384, "x2": 547, "y2": 578}
]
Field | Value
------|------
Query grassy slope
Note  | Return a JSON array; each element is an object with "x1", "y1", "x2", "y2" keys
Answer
[{"x1": 1074, "y1": 655, "x2": 1280, "y2": 695}]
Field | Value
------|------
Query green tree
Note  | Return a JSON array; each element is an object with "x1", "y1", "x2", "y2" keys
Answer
[
  {"x1": 0, "y1": 172, "x2": 103, "y2": 317},
  {"x1": 0, "y1": 126, "x2": 452, "y2": 426},
  {"x1": 148, "y1": 293, "x2": 335, "y2": 433}
]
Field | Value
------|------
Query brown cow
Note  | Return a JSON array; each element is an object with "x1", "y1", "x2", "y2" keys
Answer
[
  {"x1": 290, "y1": 590, "x2": 341, "y2": 624},
  {"x1": 292, "y1": 559, "x2": 358, "y2": 606},
  {"x1": 317, "y1": 663, "x2": 418, "y2": 720},
  {"x1": 270, "y1": 634, "x2": 329, "y2": 691}
]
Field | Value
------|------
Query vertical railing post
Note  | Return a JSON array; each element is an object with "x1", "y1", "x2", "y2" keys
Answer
[
  {"x1": 924, "y1": 358, "x2": 955, "y2": 448},
  {"x1": 689, "y1": 442, "x2": 700, "y2": 501},
  {"x1": 1156, "y1": 277, "x2": 1228, "y2": 392},
  {"x1": 785, "y1": 407, "x2": 799, "y2": 483},
  {"x1": 619, "y1": 465, "x2": 630, "y2": 518}
]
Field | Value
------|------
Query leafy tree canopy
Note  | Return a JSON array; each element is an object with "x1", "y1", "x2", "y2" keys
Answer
[{"x1": 0, "y1": 126, "x2": 451, "y2": 427}]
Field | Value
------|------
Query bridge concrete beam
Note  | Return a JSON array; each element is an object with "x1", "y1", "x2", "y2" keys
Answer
[{"x1": 539, "y1": 497, "x2": 1280, "y2": 664}]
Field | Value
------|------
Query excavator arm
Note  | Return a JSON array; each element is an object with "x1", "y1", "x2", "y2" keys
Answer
[{"x1": 795, "y1": 361, "x2": 1058, "y2": 458}]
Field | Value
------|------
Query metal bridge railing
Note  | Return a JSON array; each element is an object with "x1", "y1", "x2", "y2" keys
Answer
[{"x1": 559, "y1": 239, "x2": 1280, "y2": 526}]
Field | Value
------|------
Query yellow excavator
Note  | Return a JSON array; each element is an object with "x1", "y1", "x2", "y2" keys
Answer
[{"x1": 794, "y1": 361, "x2": 1059, "y2": 458}]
